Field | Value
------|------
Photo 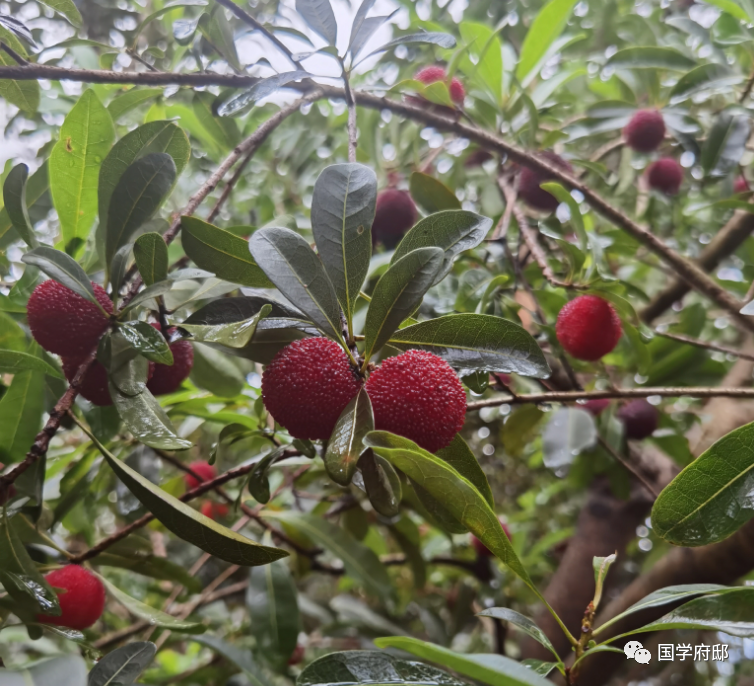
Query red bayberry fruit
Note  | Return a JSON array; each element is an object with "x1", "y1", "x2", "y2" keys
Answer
[
  {"x1": 366, "y1": 350, "x2": 466, "y2": 453},
  {"x1": 288, "y1": 643, "x2": 305, "y2": 666},
  {"x1": 147, "y1": 324, "x2": 194, "y2": 396},
  {"x1": 618, "y1": 400, "x2": 658, "y2": 440},
  {"x1": 556, "y1": 296, "x2": 622, "y2": 361},
  {"x1": 27, "y1": 280, "x2": 113, "y2": 357},
  {"x1": 735, "y1": 176, "x2": 750, "y2": 194},
  {"x1": 37, "y1": 565, "x2": 106, "y2": 630},
  {"x1": 415, "y1": 65, "x2": 465, "y2": 105},
  {"x1": 262, "y1": 338, "x2": 363, "y2": 441},
  {"x1": 472, "y1": 518, "x2": 511, "y2": 557},
  {"x1": 185, "y1": 461, "x2": 216, "y2": 490},
  {"x1": 62, "y1": 357, "x2": 113, "y2": 407},
  {"x1": 646, "y1": 158, "x2": 684, "y2": 195},
  {"x1": 623, "y1": 109, "x2": 666, "y2": 153},
  {"x1": 519, "y1": 152, "x2": 573, "y2": 212},
  {"x1": 372, "y1": 189, "x2": 419, "y2": 249},
  {"x1": 200, "y1": 500, "x2": 229, "y2": 520},
  {"x1": 582, "y1": 398, "x2": 611, "y2": 416}
]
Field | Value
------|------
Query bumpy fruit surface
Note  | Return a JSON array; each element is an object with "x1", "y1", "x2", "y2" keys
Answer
[
  {"x1": 646, "y1": 157, "x2": 683, "y2": 195},
  {"x1": 27, "y1": 280, "x2": 113, "y2": 357},
  {"x1": 200, "y1": 500, "x2": 229, "y2": 520},
  {"x1": 618, "y1": 400, "x2": 658, "y2": 440},
  {"x1": 262, "y1": 337, "x2": 363, "y2": 440},
  {"x1": 735, "y1": 176, "x2": 750, "y2": 194},
  {"x1": 372, "y1": 189, "x2": 419, "y2": 249},
  {"x1": 147, "y1": 324, "x2": 194, "y2": 396},
  {"x1": 185, "y1": 460, "x2": 217, "y2": 490},
  {"x1": 519, "y1": 152, "x2": 573, "y2": 212},
  {"x1": 582, "y1": 398, "x2": 611, "y2": 416},
  {"x1": 366, "y1": 350, "x2": 466, "y2": 453},
  {"x1": 472, "y1": 518, "x2": 511, "y2": 557},
  {"x1": 415, "y1": 65, "x2": 465, "y2": 105},
  {"x1": 37, "y1": 565, "x2": 106, "y2": 630},
  {"x1": 556, "y1": 296, "x2": 622, "y2": 361},
  {"x1": 62, "y1": 357, "x2": 113, "y2": 407},
  {"x1": 624, "y1": 109, "x2": 666, "y2": 153}
]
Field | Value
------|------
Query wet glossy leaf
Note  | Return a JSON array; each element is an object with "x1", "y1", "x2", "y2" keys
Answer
[
  {"x1": 248, "y1": 448, "x2": 283, "y2": 504},
  {"x1": 133, "y1": 233, "x2": 168, "y2": 286},
  {"x1": 392, "y1": 210, "x2": 492, "y2": 284},
  {"x1": 0, "y1": 655, "x2": 87, "y2": 686},
  {"x1": 364, "y1": 247, "x2": 443, "y2": 360},
  {"x1": 264, "y1": 512, "x2": 393, "y2": 598},
  {"x1": 325, "y1": 388, "x2": 373, "y2": 486},
  {"x1": 179, "y1": 303, "x2": 269, "y2": 351},
  {"x1": 516, "y1": 0, "x2": 578, "y2": 81},
  {"x1": 374, "y1": 638, "x2": 554, "y2": 686},
  {"x1": 185, "y1": 293, "x2": 305, "y2": 324},
  {"x1": 3, "y1": 163, "x2": 37, "y2": 247},
  {"x1": 542, "y1": 408, "x2": 597, "y2": 470},
  {"x1": 607, "y1": 46, "x2": 697, "y2": 70},
  {"x1": 0, "y1": 350, "x2": 63, "y2": 378},
  {"x1": 218, "y1": 71, "x2": 312, "y2": 117},
  {"x1": 359, "y1": 449, "x2": 402, "y2": 517},
  {"x1": 106, "y1": 152, "x2": 176, "y2": 267},
  {"x1": 388, "y1": 313, "x2": 550, "y2": 378},
  {"x1": 652, "y1": 420, "x2": 754, "y2": 546},
  {"x1": 296, "y1": 0, "x2": 337, "y2": 44},
  {"x1": 311, "y1": 163, "x2": 376, "y2": 328},
  {"x1": 701, "y1": 110, "x2": 750, "y2": 178},
  {"x1": 101, "y1": 447, "x2": 288, "y2": 566},
  {"x1": 87, "y1": 641, "x2": 156, "y2": 686},
  {"x1": 118, "y1": 321, "x2": 173, "y2": 365},
  {"x1": 248, "y1": 227, "x2": 343, "y2": 342},
  {"x1": 436, "y1": 434, "x2": 493, "y2": 508},
  {"x1": 181, "y1": 216, "x2": 271, "y2": 287},
  {"x1": 478, "y1": 608, "x2": 559, "y2": 659},
  {"x1": 298, "y1": 650, "x2": 466, "y2": 686},
  {"x1": 409, "y1": 172, "x2": 461, "y2": 214},
  {"x1": 0, "y1": 370, "x2": 45, "y2": 464},
  {"x1": 363, "y1": 31, "x2": 456, "y2": 60},
  {"x1": 50, "y1": 89, "x2": 114, "y2": 252}
]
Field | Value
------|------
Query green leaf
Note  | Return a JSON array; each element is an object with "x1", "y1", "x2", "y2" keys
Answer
[
  {"x1": 324, "y1": 388, "x2": 373, "y2": 486},
  {"x1": 204, "y1": 6, "x2": 241, "y2": 71},
  {"x1": 217, "y1": 71, "x2": 313, "y2": 117},
  {"x1": 0, "y1": 30, "x2": 39, "y2": 113},
  {"x1": 388, "y1": 516, "x2": 425, "y2": 588},
  {"x1": 49, "y1": 89, "x2": 115, "y2": 252},
  {"x1": 248, "y1": 448, "x2": 283, "y2": 504},
  {"x1": 477, "y1": 608, "x2": 559, "y2": 660},
  {"x1": 3, "y1": 163, "x2": 37, "y2": 247},
  {"x1": 388, "y1": 313, "x2": 550, "y2": 379},
  {"x1": 107, "y1": 88, "x2": 163, "y2": 122},
  {"x1": 669, "y1": 63, "x2": 740, "y2": 101},
  {"x1": 0, "y1": 350, "x2": 63, "y2": 378},
  {"x1": 247, "y1": 555, "x2": 300, "y2": 668},
  {"x1": 516, "y1": 0, "x2": 579, "y2": 81},
  {"x1": 409, "y1": 172, "x2": 461, "y2": 215},
  {"x1": 99, "y1": 576, "x2": 204, "y2": 633},
  {"x1": 87, "y1": 642, "x2": 156, "y2": 686},
  {"x1": 542, "y1": 408, "x2": 597, "y2": 470},
  {"x1": 133, "y1": 232, "x2": 168, "y2": 286},
  {"x1": 0, "y1": 370, "x2": 45, "y2": 464},
  {"x1": 374, "y1": 638, "x2": 554, "y2": 686},
  {"x1": 606, "y1": 46, "x2": 698, "y2": 71},
  {"x1": 192, "y1": 91, "x2": 240, "y2": 149},
  {"x1": 118, "y1": 321, "x2": 174, "y2": 365},
  {"x1": 181, "y1": 216, "x2": 271, "y2": 287},
  {"x1": 264, "y1": 511, "x2": 393, "y2": 598},
  {"x1": 701, "y1": 110, "x2": 750, "y2": 178},
  {"x1": 190, "y1": 344, "x2": 245, "y2": 398},
  {"x1": 132, "y1": 1, "x2": 207, "y2": 43},
  {"x1": 392, "y1": 210, "x2": 493, "y2": 284},
  {"x1": 0, "y1": 162, "x2": 48, "y2": 244},
  {"x1": 0, "y1": 655, "x2": 87, "y2": 686},
  {"x1": 539, "y1": 183, "x2": 587, "y2": 249},
  {"x1": 296, "y1": 0, "x2": 337, "y2": 44},
  {"x1": 99, "y1": 445, "x2": 289, "y2": 566},
  {"x1": 248, "y1": 227, "x2": 343, "y2": 342},
  {"x1": 92, "y1": 552, "x2": 202, "y2": 592},
  {"x1": 298, "y1": 651, "x2": 466, "y2": 686},
  {"x1": 652, "y1": 420, "x2": 754, "y2": 546},
  {"x1": 37, "y1": 0, "x2": 81, "y2": 25},
  {"x1": 703, "y1": 0, "x2": 751, "y2": 22},
  {"x1": 359, "y1": 449, "x2": 402, "y2": 518},
  {"x1": 190, "y1": 635, "x2": 272, "y2": 686},
  {"x1": 363, "y1": 32, "x2": 456, "y2": 61},
  {"x1": 436, "y1": 434, "x2": 494, "y2": 509},
  {"x1": 365, "y1": 431, "x2": 538, "y2": 594},
  {"x1": 460, "y1": 22, "x2": 503, "y2": 102},
  {"x1": 311, "y1": 163, "x2": 376, "y2": 331},
  {"x1": 363, "y1": 247, "x2": 443, "y2": 361},
  {"x1": 98, "y1": 121, "x2": 190, "y2": 232},
  {"x1": 21, "y1": 246, "x2": 105, "y2": 310},
  {"x1": 180, "y1": 304, "x2": 269, "y2": 352},
  {"x1": 106, "y1": 152, "x2": 177, "y2": 268}
]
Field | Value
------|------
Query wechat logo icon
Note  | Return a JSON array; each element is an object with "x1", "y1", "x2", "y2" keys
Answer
[{"x1": 625, "y1": 641, "x2": 651, "y2": 664}]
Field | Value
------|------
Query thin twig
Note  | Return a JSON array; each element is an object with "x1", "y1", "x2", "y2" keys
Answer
[
  {"x1": 654, "y1": 330, "x2": 754, "y2": 362},
  {"x1": 597, "y1": 437, "x2": 660, "y2": 498},
  {"x1": 341, "y1": 61, "x2": 358, "y2": 164}
]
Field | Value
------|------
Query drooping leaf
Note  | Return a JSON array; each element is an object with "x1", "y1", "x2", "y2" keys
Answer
[
  {"x1": 0, "y1": 370, "x2": 45, "y2": 464},
  {"x1": 49, "y1": 89, "x2": 115, "y2": 252},
  {"x1": 311, "y1": 163, "x2": 377, "y2": 330},
  {"x1": 0, "y1": 28, "x2": 39, "y2": 113},
  {"x1": 478, "y1": 608, "x2": 560, "y2": 660},
  {"x1": 435, "y1": 434, "x2": 494, "y2": 509},
  {"x1": 324, "y1": 388, "x2": 373, "y2": 486},
  {"x1": 362, "y1": 31, "x2": 456, "y2": 61},
  {"x1": 3, "y1": 163, "x2": 37, "y2": 247},
  {"x1": 606, "y1": 46, "x2": 697, "y2": 71},
  {"x1": 133, "y1": 232, "x2": 168, "y2": 286},
  {"x1": 296, "y1": 0, "x2": 337, "y2": 44},
  {"x1": 516, "y1": 0, "x2": 579, "y2": 81},
  {"x1": 669, "y1": 63, "x2": 741, "y2": 101},
  {"x1": 217, "y1": 71, "x2": 312, "y2": 117},
  {"x1": 248, "y1": 448, "x2": 284, "y2": 504},
  {"x1": 203, "y1": 5, "x2": 241, "y2": 70},
  {"x1": 192, "y1": 91, "x2": 241, "y2": 149},
  {"x1": 359, "y1": 450, "x2": 402, "y2": 518},
  {"x1": 388, "y1": 314, "x2": 550, "y2": 378},
  {"x1": 181, "y1": 216, "x2": 271, "y2": 288},
  {"x1": 652, "y1": 420, "x2": 754, "y2": 546},
  {"x1": 0, "y1": 350, "x2": 63, "y2": 378},
  {"x1": 87, "y1": 641, "x2": 156, "y2": 686},
  {"x1": 542, "y1": 408, "x2": 597, "y2": 470},
  {"x1": 409, "y1": 172, "x2": 462, "y2": 214},
  {"x1": 37, "y1": 0, "x2": 81, "y2": 26},
  {"x1": 0, "y1": 162, "x2": 48, "y2": 244},
  {"x1": 363, "y1": 247, "x2": 443, "y2": 361}
]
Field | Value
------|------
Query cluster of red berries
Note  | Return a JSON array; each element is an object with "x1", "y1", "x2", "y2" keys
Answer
[
  {"x1": 624, "y1": 109, "x2": 683, "y2": 196},
  {"x1": 26, "y1": 280, "x2": 193, "y2": 405},
  {"x1": 261, "y1": 338, "x2": 466, "y2": 454},
  {"x1": 414, "y1": 65, "x2": 465, "y2": 107}
]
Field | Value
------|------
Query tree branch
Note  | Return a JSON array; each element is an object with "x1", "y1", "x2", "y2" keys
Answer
[{"x1": 654, "y1": 329, "x2": 754, "y2": 362}]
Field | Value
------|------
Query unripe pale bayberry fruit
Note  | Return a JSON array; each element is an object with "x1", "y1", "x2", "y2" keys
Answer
[
  {"x1": 288, "y1": 644, "x2": 305, "y2": 666},
  {"x1": 646, "y1": 158, "x2": 683, "y2": 195},
  {"x1": 624, "y1": 109, "x2": 666, "y2": 153},
  {"x1": 37, "y1": 565, "x2": 106, "y2": 630},
  {"x1": 618, "y1": 400, "x2": 658, "y2": 440},
  {"x1": 62, "y1": 357, "x2": 113, "y2": 407},
  {"x1": 472, "y1": 518, "x2": 510, "y2": 557},
  {"x1": 372, "y1": 189, "x2": 419, "y2": 249},
  {"x1": 262, "y1": 337, "x2": 363, "y2": 441},
  {"x1": 366, "y1": 350, "x2": 466, "y2": 453},
  {"x1": 519, "y1": 152, "x2": 573, "y2": 212},
  {"x1": 147, "y1": 324, "x2": 194, "y2": 396},
  {"x1": 582, "y1": 398, "x2": 611, "y2": 416},
  {"x1": 415, "y1": 65, "x2": 465, "y2": 105},
  {"x1": 185, "y1": 461, "x2": 216, "y2": 490},
  {"x1": 200, "y1": 500, "x2": 229, "y2": 520},
  {"x1": 735, "y1": 176, "x2": 750, "y2": 194},
  {"x1": 556, "y1": 295, "x2": 622, "y2": 361},
  {"x1": 27, "y1": 280, "x2": 113, "y2": 357}
]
